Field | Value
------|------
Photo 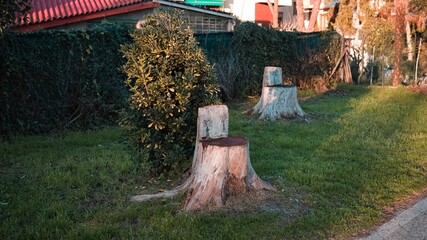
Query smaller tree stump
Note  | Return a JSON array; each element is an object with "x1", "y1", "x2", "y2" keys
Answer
[{"x1": 250, "y1": 67, "x2": 305, "y2": 120}]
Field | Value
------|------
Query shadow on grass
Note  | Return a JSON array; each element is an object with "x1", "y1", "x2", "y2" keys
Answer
[
  {"x1": 224, "y1": 85, "x2": 426, "y2": 238},
  {"x1": 274, "y1": 87, "x2": 427, "y2": 238},
  {"x1": 1, "y1": 86, "x2": 426, "y2": 239}
]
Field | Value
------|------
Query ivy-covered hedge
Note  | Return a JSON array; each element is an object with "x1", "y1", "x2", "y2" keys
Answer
[
  {"x1": 0, "y1": 24, "x2": 131, "y2": 135},
  {"x1": 214, "y1": 23, "x2": 341, "y2": 99},
  {"x1": 0, "y1": 21, "x2": 340, "y2": 135}
]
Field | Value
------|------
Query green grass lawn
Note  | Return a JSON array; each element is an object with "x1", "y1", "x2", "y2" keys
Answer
[{"x1": 1, "y1": 85, "x2": 426, "y2": 239}]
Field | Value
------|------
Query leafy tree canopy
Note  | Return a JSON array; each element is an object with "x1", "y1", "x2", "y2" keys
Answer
[{"x1": 409, "y1": 0, "x2": 427, "y2": 14}]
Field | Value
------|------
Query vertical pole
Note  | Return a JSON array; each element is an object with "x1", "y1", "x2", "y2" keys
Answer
[
  {"x1": 370, "y1": 46, "x2": 375, "y2": 85},
  {"x1": 415, "y1": 38, "x2": 422, "y2": 85},
  {"x1": 393, "y1": 0, "x2": 405, "y2": 87}
]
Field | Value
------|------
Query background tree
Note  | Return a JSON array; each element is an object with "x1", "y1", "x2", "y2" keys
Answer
[
  {"x1": 393, "y1": 0, "x2": 406, "y2": 87},
  {"x1": 408, "y1": 0, "x2": 427, "y2": 83},
  {"x1": 332, "y1": 0, "x2": 395, "y2": 84},
  {"x1": 267, "y1": 0, "x2": 322, "y2": 31},
  {"x1": 121, "y1": 10, "x2": 219, "y2": 175},
  {"x1": 307, "y1": 0, "x2": 322, "y2": 31},
  {"x1": 295, "y1": 0, "x2": 322, "y2": 32},
  {"x1": 0, "y1": 0, "x2": 32, "y2": 33},
  {"x1": 266, "y1": 0, "x2": 279, "y2": 28},
  {"x1": 409, "y1": 0, "x2": 427, "y2": 17},
  {"x1": 296, "y1": 0, "x2": 305, "y2": 31}
]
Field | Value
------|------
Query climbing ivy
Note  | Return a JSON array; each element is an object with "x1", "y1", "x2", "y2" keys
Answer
[{"x1": 0, "y1": 23, "x2": 131, "y2": 135}]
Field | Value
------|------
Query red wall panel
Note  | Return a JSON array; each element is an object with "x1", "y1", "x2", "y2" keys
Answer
[{"x1": 255, "y1": 3, "x2": 272, "y2": 28}]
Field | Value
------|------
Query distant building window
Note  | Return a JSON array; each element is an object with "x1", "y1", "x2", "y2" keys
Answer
[{"x1": 184, "y1": 13, "x2": 228, "y2": 34}]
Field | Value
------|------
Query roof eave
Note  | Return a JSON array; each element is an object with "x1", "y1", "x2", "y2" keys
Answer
[{"x1": 15, "y1": 1, "x2": 160, "y2": 32}]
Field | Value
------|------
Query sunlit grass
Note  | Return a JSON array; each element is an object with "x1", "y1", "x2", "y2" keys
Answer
[{"x1": 1, "y1": 85, "x2": 426, "y2": 239}]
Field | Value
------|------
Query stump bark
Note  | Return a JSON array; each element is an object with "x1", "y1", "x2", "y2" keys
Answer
[
  {"x1": 250, "y1": 67, "x2": 305, "y2": 120},
  {"x1": 131, "y1": 105, "x2": 274, "y2": 211},
  {"x1": 185, "y1": 136, "x2": 273, "y2": 211}
]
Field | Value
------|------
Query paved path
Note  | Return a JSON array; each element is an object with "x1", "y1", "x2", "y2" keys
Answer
[{"x1": 360, "y1": 198, "x2": 427, "y2": 240}]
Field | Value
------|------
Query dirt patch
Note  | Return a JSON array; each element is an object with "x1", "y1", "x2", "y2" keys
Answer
[
  {"x1": 382, "y1": 187, "x2": 427, "y2": 219},
  {"x1": 222, "y1": 189, "x2": 310, "y2": 222},
  {"x1": 354, "y1": 187, "x2": 427, "y2": 239},
  {"x1": 176, "y1": 186, "x2": 311, "y2": 220},
  {"x1": 305, "y1": 111, "x2": 338, "y2": 122},
  {"x1": 405, "y1": 85, "x2": 427, "y2": 95},
  {"x1": 325, "y1": 89, "x2": 350, "y2": 97}
]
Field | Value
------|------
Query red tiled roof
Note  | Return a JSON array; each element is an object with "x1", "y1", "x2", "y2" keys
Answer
[{"x1": 17, "y1": 0, "x2": 152, "y2": 26}]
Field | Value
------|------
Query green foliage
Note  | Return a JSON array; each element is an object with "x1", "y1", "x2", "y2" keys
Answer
[
  {"x1": 228, "y1": 22, "x2": 340, "y2": 97},
  {"x1": 363, "y1": 19, "x2": 394, "y2": 60},
  {"x1": 120, "y1": 10, "x2": 219, "y2": 175},
  {"x1": 409, "y1": 0, "x2": 427, "y2": 15},
  {"x1": 365, "y1": 60, "x2": 381, "y2": 84},
  {"x1": 332, "y1": 0, "x2": 395, "y2": 74},
  {"x1": 195, "y1": 32, "x2": 233, "y2": 59},
  {"x1": 331, "y1": 0, "x2": 357, "y2": 36},
  {"x1": 230, "y1": 22, "x2": 298, "y2": 97},
  {"x1": 0, "y1": 24, "x2": 131, "y2": 135},
  {"x1": 295, "y1": 32, "x2": 341, "y2": 91},
  {"x1": 402, "y1": 60, "x2": 416, "y2": 78}
]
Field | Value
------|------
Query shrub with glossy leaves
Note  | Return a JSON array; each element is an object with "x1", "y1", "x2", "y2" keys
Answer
[{"x1": 121, "y1": 10, "x2": 219, "y2": 175}]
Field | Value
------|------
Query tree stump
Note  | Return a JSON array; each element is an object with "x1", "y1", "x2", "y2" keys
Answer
[
  {"x1": 131, "y1": 105, "x2": 274, "y2": 211},
  {"x1": 250, "y1": 67, "x2": 305, "y2": 120},
  {"x1": 185, "y1": 136, "x2": 273, "y2": 211}
]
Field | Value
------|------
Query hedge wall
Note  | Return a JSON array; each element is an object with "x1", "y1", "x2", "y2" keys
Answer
[
  {"x1": 211, "y1": 23, "x2": 341, "y2": 99},
  {"x1": 0, "y1": 22, "x2": 340, "y2": 135},
  {"x1": 0, "y1": 24, "x2": 131, "y2": 135}
]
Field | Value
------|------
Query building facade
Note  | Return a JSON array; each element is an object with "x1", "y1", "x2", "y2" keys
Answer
[{"x1": 15, "y1": 0, "x2": 235, "y2": 33}]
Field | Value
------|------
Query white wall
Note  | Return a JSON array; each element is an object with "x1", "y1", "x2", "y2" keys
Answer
[{"x1": 222, "y1": 0, "x2": 293, "y2": 22}]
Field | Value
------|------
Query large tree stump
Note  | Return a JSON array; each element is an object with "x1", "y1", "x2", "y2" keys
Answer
[
  {"x1": 185, "y1": 136, "x2": 273, "y2": 211},
  {"x1": 250, "y1": 67, "x2": 305, "y2": 120},
  {"x1": 131, "y1": 105, "x2": 274, "y2": 211}
]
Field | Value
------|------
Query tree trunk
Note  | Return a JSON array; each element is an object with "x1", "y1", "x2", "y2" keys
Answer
[
  {"x1": 296, "y1": 0, "x2": 305, "y2": 31},
  {"x1": 307, "y1": 0, "x2": 321, "y2": 32},
  {"x1": 406, "y1": 20, "x2": 414, "y2": 61},
  {"x1": 131, "y1": 105, "x2": 275, "y2": 211},
  {"x1": 266, "y1": 0, "x2": 279, "y2": 28},
  {"x1": 370, "y1": 45, "x2": 375, "y2": 85},
  {"x1": 249, "y1": 67, "x2": 305, "y2": 120},
  {"x1": 415, "y1": 38, "x2": 422, "y2": 85},
  {"x1": 273, "y1": 0, "x2": 279, "y2": 28},
  {"x1": 393, "y1": 0, "x2": 405, "y2": 87},
  {"x1": 357, "y1": 35, "x2": 365, "y2": 84},
  {"x1": 343, "y1": 38, "x2": 353, "y2": 83},
  {"x1": 405, "y1": 2, "x2": 413, "y2": 62},
  {"x1": 185, "y1": 136, "x2": 274, "y2": 211}
]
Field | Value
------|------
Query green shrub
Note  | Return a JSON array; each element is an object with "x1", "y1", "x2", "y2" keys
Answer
[
  {"x1": 231, "y1": 22, "x2": 298, "y2": 97},
  {"x1": 365, "y1": 60, "x2": 381, "y2": 84},
  {"x1": 120, "y1": 10, "x2": 219, "y2": 175},
  {"x1": 215, "y1": 22, "x2": 341, "y2": 98},
  {"x1": 294, "y1": 32, "x2": 341, "y2": 91}
]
